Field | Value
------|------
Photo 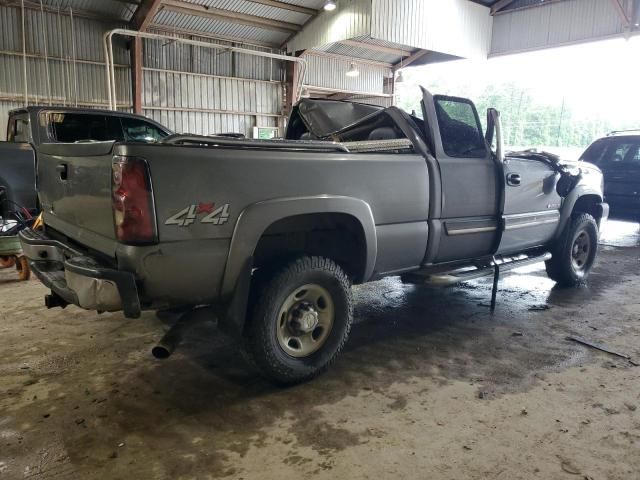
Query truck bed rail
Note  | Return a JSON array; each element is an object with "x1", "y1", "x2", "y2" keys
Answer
[{"x1": 162, "y1": 134, "x2": 349, "y2": 153}]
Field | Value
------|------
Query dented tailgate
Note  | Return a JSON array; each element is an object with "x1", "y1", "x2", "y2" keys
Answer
[{"x1": 37, "y1": 142, "x2": 119, "y2": 257}]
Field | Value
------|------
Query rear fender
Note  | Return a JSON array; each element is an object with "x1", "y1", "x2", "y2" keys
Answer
[{"x1": 217, "y1": 195, "x2": 377, "y2": 336}]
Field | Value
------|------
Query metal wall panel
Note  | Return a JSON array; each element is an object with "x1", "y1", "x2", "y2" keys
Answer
[
  {"x1": 141, "y1": 32, "x2": 285, "y2": 137},
  {"x1": 143, "y1": 35, "x2": 279, "y2": 81},
  {"x1": 287, "y1": 0, "x2": 372, "y2": 52},
  {"x1": 0, "y1": 5, "x2": 129, "y2": 63},
  {"x1": 142, "y1": 68, "x2": 283, "y2": 136},
  {"x1": 371, "y1": 0, "x2": 492, "y2": 59},
  {"x1": 303, "y1": 53, "x2": 390, "y2": 94},
  {"x1": 0, "y1": 4, "x2": 131, "y2": 140},
  {"x1": 349, "y1": 95, "x2": 393, "y2": 107},
  {"x1": 491, "y1": 0, "x2": 626, "y2": 55}
]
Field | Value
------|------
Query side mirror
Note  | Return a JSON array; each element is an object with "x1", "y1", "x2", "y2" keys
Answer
[{"x1": 486, "y1": 108, "x2": 504, "y2": 164}]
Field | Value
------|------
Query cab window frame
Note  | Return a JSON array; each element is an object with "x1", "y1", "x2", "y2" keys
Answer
[
  {"x1": 8, "y1": 116, "x2": 30, "y2": 143},
  {"x1": 120, "y1": 116, "x2": 169, "y2": 143},
  {"x1": 433, "y1": 95, "x2": 487, "y2": 159}
]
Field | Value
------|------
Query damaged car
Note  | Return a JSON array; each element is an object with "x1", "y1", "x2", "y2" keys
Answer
[{"x1": 19, "y1": 88, "x2": 607, "y2": 383}]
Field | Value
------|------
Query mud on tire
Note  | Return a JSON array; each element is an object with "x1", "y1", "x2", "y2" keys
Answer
[
  {"x1": 545, "y1": 213, "x2": 598, "y2": 286},
  {"x1": 245, "y1": 256, "x2": 353, "y2": 385}
]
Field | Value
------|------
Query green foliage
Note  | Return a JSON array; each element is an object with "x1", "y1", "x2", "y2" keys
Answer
[
  {"x1": 397, "y1": 81, "x2": 639, "y2": 149},
  {"x1": 472, "y1": 83, "x2": 613, "y2": 149}
]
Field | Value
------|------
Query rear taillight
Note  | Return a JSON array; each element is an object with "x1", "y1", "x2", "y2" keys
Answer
[{"x1": 112, "y1": 156, "x2": 157, "y2": 244}]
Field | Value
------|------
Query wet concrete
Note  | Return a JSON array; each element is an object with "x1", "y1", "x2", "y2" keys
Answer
[{"x1": 1, "y1": 220, "x2": 640, "y2": 479}]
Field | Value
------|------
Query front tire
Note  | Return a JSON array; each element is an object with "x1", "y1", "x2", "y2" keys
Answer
[
  {"x1": 545, "y1": 213, "x2": 598, "y2": 286},
  {"x1": 245, "y1": 256, "x2": 353, "y2": 385}
]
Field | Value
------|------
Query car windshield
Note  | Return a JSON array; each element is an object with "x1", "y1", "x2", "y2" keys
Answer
[
  {"x1": 581, "y1": 137, "x2": 640, "y2": 167},
  {"x1": 121, "y1": 117, "x2": 169, "y2": 143}
]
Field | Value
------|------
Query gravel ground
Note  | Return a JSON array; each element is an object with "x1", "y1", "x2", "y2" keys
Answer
[{"x1": 1, "y1": 221, "x2": 639, "y2": 480}]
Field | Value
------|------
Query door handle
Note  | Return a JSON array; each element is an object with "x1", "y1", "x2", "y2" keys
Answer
[
  {"x1": 506, "y1": 173, "x2": 521, "y2": 186},
  {"x1": 56, "y1": 163, "x2": 68, "y2": 180}
]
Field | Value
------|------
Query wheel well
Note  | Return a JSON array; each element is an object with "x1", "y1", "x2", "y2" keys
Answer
[
  {"x1": 573, "y1": 194, "x2": 604, "y2": 226},
  {"x1": 253, "y1": 213, "x2": 367, "y2": 283}
]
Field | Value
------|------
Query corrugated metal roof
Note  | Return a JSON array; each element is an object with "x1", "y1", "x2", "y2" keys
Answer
[
  {"x1": 40, "y1": 0, "x2": 135, "y2": 21},
  {"x1": 153, "y1": 8, "x2": 290, "y2": 45},
  {"x1": 277, "y1": 0, "x2": 327, "y2": 8},
  {"x1": 188, "y1": 0, "x2": 312, "y2": 24}
]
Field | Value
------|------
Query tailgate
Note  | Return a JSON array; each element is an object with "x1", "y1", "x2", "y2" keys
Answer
[{"x1": 37, "y1": 142, "x2": 118, "y2": 256}]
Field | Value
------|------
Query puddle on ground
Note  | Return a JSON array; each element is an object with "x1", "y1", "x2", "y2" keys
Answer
[{"x1": 600, "y1": 220, "x2": 640, "y2": 248}]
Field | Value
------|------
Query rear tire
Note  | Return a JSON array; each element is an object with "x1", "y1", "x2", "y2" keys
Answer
[
  {"x1": 545, "y1": 213, "x2": 598, "y2": 286},
  {"x1": 245, "y1": 256, "x2": 352, "y2": 385}
]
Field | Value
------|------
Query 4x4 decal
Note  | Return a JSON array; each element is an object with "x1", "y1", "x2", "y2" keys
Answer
[{"x1": 165, "y1": 202, "x2": 230, "y2": 227}]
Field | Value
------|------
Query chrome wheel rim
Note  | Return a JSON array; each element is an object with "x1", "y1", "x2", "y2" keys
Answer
[
  {"x1": 276, "y1": 284, "x2": 335, "y2": 358},
  {"x1": 571, "y1": 230, "x2": 591, "y2": 272}
]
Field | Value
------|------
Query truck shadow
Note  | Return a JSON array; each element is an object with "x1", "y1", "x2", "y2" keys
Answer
[{"x1": 47, "y1": 247, "x2": 637, "y2": 476}]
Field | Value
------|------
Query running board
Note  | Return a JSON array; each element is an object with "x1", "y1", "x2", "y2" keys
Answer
[{"x1": 403, "y1": 252, "x2": 552, "y2": 287}]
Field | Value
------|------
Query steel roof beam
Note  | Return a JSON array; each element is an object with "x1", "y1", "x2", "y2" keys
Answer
[
  {"x1": 490, "y1": 0, "x2": 516, "y2": 15},
  {"x1": 610, "y1": 0, "x2": 631, "y2": 26},
  {"x1": 162, "y1": 0, "x2": 301, "y2": 34},
  {"x1": 130, "y1": 0, "x2": 162, "y2": 31},
  {"x1": 393, "y1": 49, "x2": 429, "y2": 71}
]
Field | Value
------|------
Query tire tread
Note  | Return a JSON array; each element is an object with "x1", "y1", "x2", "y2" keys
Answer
[
  {"x1": 545, "y1": 213, "x2": 598, "y2": 286},
  {"x1": 246, "y1": 256, "x2": 352, "y2": 384}
]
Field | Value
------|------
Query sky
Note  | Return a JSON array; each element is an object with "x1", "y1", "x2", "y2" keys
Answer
[{"x1": 396, "y1": 35, "x2": 640, "y2": 129}]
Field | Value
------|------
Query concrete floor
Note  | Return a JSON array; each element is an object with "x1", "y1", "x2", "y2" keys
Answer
[{"x1": 1, "y1": 221, "x2": 640, "y2": 480}]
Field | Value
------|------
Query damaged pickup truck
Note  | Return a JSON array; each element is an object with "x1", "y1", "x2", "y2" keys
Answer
[{"x1": 20, "y1": 88, "x2": 608, "y2": 383}]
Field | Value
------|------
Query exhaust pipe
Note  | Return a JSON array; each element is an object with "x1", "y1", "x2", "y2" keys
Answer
[
  {"x1": 45, "y1": 292, "x2": 69, "y2": 309},
  {"x1": 152, "y1": 314, "x2": 187, "y2": 359}
]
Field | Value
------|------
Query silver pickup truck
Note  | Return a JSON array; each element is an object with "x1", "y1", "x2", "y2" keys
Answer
[{"x1": 20, "y1": 88, "x2": 608, "y2": 383}]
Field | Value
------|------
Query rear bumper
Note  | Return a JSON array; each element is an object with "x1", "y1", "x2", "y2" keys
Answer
[{"x1": 19, "y1": 228, "x2": 141, "y2": 318}]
